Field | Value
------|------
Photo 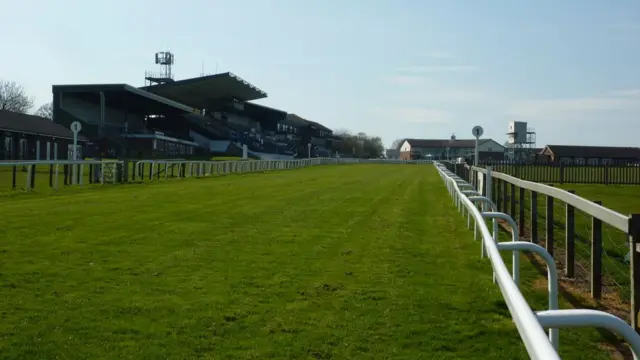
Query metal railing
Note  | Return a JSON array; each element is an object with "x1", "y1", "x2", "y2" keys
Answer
[
  {"x1": 0, "y1": 160, "x2": 122, "y2": 191},
  {"x1": 0, "y1": 158, "x2": 434, "y2": 193},
  {"x1": 463, "y1": 163, "x2": 640, "y2": 331},
  {"x1": 435, "y1": 162, "x2": 640, "y2": 360}
]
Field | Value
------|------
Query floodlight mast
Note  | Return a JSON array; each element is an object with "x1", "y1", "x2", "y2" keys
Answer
[{"x1": 144, "y1": 51, "x2": 175, "y2": 86}]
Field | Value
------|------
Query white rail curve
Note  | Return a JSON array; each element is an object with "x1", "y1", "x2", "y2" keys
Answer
[{"x1": 435, "y1": 162, "x2": 640, "y2": 360}]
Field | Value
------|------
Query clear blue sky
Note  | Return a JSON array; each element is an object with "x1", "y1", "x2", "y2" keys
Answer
[{"x1": 2, "y1": 0, "x2": 639, "y2": 148}]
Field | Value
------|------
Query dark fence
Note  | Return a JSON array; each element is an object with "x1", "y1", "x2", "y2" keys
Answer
[
  {"x1": 447, "y1": 162, "x2": 640, "y2": 334},
  {"x1": 477, "y1": 160, "x2": 640, "y2": 185}
]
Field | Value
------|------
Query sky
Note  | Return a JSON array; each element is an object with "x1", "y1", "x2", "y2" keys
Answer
[{"x1": 2, "y1": 0, "x2": 640, "y2": 148}]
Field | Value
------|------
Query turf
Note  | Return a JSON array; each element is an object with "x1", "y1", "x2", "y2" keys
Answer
[{"x1": 0, "y1": 165, "x2": 612, "y2": 359}]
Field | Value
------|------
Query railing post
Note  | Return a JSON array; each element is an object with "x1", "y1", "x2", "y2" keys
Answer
[
  {"x1": 123, "y1": 160, "x2": 129, "y2": 182},
  {"x1": 546, "y1": 189, "x2": 554, "y2": 256},
  {"x1": 591, "y1": 200, "x2": 603, "y2": 300},
  {"x1": 565, "y1": 190, "x2": 576, "y2": 278},
  {"x1": 12, "y1": 165, "x2": 17, "y2": 189},
  {"x1": 531, "y1": 191, "x2": 538, "y2": 243},
  {"x1": 630, "y1": 213, "x2": 640, "y2": 333},
  {"x1": 30, "y1": 164, "x2": 36, "y2": 190},
  {"x1": 49, "y1": 164, "x2": 54, "y2": 188}
]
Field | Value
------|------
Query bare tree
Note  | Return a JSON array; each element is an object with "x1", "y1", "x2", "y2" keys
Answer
[
  {"x1": 0, "y1": 80, "x2": 34, "y2": 113},
  {"x1": 391, "y1": 138, "x2": 404, "y2": 149},
  {"x1": 35, "y1": 102, "x2": 53, "y2": 120}
]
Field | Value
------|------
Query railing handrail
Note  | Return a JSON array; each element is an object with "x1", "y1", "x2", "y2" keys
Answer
[
  {"x1": 0, "y1": 160, "x2": 123, "y2": 166},
  {"x1": 471, "y1": 165, "x2": 629, "y2": 232},
  {"x1": 436, "y1": 163, "x2": 561, "y2": 360}
]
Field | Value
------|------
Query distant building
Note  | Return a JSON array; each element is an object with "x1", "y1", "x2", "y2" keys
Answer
[
  {"x1": 385, "y1": 149, "x2": 400, "y2": 159},
  {"x1": 398, "y1": 138, "x2": 505, "y2": 161},
  {"x1": 540, "y1": 145, "x2": 640, "y2": 165},
  {"x1": 0, "y1": 110, "x2": 88, "y2": 160}
]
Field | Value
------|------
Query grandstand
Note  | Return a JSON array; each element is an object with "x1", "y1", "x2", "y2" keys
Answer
[{"x1": 51, "y1": 71, "x2": 336, "y2": 159}]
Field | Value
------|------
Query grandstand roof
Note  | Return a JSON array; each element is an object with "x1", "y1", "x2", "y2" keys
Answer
[
  {"x1": 242, "y1": 102, "x2": 287, "y2": 124},
  {"x1": 52, "y1": 84, "x2": 194, "y2": 114},
  {"x1": 282, "y1": 114, "x2": 332, "y2": 132},
  {"x1": 140, "y1": 72, "x2": 267, "y2": 109},
  {"x1": 283, "y1": 113, "x2": 308, "y2": 127},
  {"x1": 306, "y1": 120, "x2": 332, "y2": 132}
]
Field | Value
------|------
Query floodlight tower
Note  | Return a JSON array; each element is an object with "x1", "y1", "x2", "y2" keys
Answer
[{"x1": 145, "y1": 51, "x2": 175, "y2": 86}]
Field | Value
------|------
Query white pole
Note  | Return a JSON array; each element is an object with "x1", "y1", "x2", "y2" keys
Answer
[
  {"x1": 484, "y1": 166, "x2": 493, "y2": 260},
  {"x1": 73, "y1": 133, "x2": 78, "y2": 160},
  {"x1": 474, "y1": 137, "x2": 479, "y2": 166},
  {"x1": 308, "y1": 143, "x2": 311, "y2": 158}
]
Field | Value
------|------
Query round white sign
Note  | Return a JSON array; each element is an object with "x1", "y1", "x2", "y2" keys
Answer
[
  {"x1": 472, "y1": 125, "x2": 484, "y2": 138},
  {"x1": 70, "y1": 121, "x2": 82, "y2": 133}
]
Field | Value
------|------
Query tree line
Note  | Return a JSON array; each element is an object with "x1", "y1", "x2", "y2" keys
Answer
[
  {"x1": 0, "y1": 79, "x2": 53, "y2": 119},
  {"x1": 333, "y1": 130, "x2": 385, "y2": 159}
]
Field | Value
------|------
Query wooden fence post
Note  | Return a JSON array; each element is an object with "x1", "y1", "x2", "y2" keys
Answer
[
  {"x1": 531, "y1": 191, "x2": 538, "y2": 243},
  {"x1": 591, "y1": 200, "x2": 603, "y2": 300},
  {"x1": 49, "y1": 164, "x2": 54, "y2": 187},
  {"x1": 510, "y1": 183, "x2": 516, "y2": 218},
  {"x1": 565, "y1": 190, "x2": 576, "y2": 278},
  {"x1": 518, "y1": 187, "x2": 525, "y2": 236},
  {"x1": 30, "y1": 164, "x2": 36, "y2": 189},
  {"x1": 630, "y1": 214, "x2": 640, "y2": 333},
  {"x1": 502, "y1": 180, "x2": 508, "y2": 215},
  {"x1": 546, "y1": 187, "x2": 554, "y2": 256},
  {"x1": 559, "y1": 163, "x2": 565, "y2": 184},
  {"x1": 496, "y1": 179, "x2": 503, "y2": 212},
  {"x1": 12, "y1": 165, "x2": 17, "y2": 189},
  {"x1": 482, "y1": 172, "x2": 487, "y2": 195}
]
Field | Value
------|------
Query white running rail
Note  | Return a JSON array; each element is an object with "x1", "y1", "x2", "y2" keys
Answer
[{"x1": 435, "y1": 162, "x2": 640, "y2": 360}]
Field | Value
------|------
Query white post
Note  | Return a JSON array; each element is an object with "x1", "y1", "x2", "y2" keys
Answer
[
  {"x1": 36, "y1": 140, "x2": 41, "y2": 160},
  {"x1": 46, "y1": 141, "x2": 51, "y2": 160},
  {"x1": 69, "y1": 122, "x2": 82, "y2": 185},
  {"x1": 54, "y1": 143, "x2": 58, "y2": 160},
  {"x1": 484, "y1": 166, "x2": 493, "y2": 260},
  {"x1": 471, "y1": 125, "x2": 483, "y2": 166},
  {"x1": 73, "y1": 133, "x2": 78, "y2": 161},
  {"x1": 307, "y1": 143, "x2": 311, "y2": 158},
  {"x1": 242, "y1": 144, "x2": 248, "y2": 159},
  {"x1": 474, "y1": 137, "x2": 479, "y2": 167}
]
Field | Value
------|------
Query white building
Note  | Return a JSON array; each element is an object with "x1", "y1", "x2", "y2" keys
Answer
[{"x1": 399, "y1": 138, "x2": 504, "y2": 161}]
